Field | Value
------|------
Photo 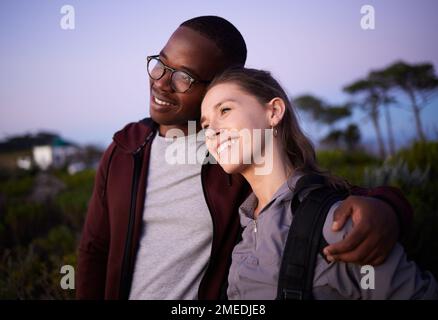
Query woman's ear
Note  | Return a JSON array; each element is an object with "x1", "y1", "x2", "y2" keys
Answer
[{"x1": 266, "y1": 97, "x2": 286, "y2": 127}]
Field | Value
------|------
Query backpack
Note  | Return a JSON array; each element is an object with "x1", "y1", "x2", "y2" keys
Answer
[{"x1": 276, "y1": 174, "x2": 349, "y2": 300}]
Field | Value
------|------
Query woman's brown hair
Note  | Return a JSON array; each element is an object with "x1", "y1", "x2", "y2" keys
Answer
[{"x1": 207, "y1": 67, "x2": 349, "y2": 190}]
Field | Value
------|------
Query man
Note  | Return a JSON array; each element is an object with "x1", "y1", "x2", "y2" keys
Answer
[{"x1": 77, "y1": 16, "x2": 413, "y2": 300}]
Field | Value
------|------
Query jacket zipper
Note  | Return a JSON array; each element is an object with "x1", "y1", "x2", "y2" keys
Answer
[
  {"x1": 119, "y1": 132, "x2": 153, "y2": 299},
  {"x1": 253, "y1": 219, "x2": 258, "y2": 249}
]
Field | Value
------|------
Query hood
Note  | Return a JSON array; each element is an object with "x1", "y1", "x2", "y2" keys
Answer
[{"x1": 112, "y1": 118, "x2": 157, "y2": 154}]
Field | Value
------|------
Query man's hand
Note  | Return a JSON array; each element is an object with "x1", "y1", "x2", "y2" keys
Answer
[{"x1": 323, "y1": 195, "x2": 400, "y2": 266}]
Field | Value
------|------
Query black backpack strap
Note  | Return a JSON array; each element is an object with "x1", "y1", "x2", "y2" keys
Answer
[
  {"x1": 290, "y1": 174, "x2": 326, "y2": 212},
  {"x1": 276, "y1": 174, "x2": 347, "y2": 300}
]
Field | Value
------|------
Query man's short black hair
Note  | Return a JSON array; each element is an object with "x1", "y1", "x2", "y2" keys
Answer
[{"x1": 180, "y1": 15, "x2": 247, "y2": 67}]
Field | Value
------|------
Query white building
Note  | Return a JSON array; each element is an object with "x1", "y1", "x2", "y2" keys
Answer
[
  {"x1": 16, "y1": 156, "x2": 32, "y2": 170},
  {"x1": 33, "y1": 140, "x2": 78, "y2": 170}
]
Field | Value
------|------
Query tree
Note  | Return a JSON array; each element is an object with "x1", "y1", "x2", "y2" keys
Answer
[
  {"x1": 294, "y1": 94, "x2": 355, "y2": 150},
  {"x1": 368, "y1": 71, "x2": 398, "y2": 156},
  {"x1": 319, "y1": 105, "x2": 352, "y2": 127},
  {"x1": 320, "y1": 129, "x2": 344, "y2": 149},
  {"x1": 319, "y1": 124, "x2": 361, "y2": 151},
  {"x1": 293, "y1": 95, "x2": 326, "y2": 121},
  {"x1": 343, "y1": 79, "x2": 387, "y2": 158},
  {"x1": 294, "y1": 95, "x2": 351, "y2": 126},
  {"x1": 344, "y1": 124, "x2": 361, "y2": 151},
  {"x1": 377, "y1": 61, "x2": 438, "y2": 141},
  {"x1": 381, "y1": 96, "x2": 397, "y2": 156}
]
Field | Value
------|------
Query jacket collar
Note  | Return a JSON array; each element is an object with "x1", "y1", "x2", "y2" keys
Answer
[{"x1": 112, "y1": 118, "x2": 157, "y2": 154}]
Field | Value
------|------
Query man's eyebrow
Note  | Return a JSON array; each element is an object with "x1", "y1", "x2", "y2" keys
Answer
[{"x1": 159, "y1": 50, "x2": 203, "y2": 80}]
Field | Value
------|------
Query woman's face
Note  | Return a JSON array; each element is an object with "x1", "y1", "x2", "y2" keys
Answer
[{"x1": 200, "y1": 82, "x2": 272, "y2": 174}]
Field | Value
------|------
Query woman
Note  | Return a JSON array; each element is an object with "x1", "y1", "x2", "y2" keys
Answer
[{"x1": 200, "y1": 67, "x2": 437, "y2": 299}]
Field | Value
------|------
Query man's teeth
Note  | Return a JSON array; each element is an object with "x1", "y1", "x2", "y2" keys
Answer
[
  {"x1": 217, "y1": 139, "x2": 237, "y2": 154},
  {"x1": 154, "y1": 96, "x2": 173, "y2": 106}
]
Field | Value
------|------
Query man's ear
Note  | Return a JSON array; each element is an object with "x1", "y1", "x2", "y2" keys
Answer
[{"x1": 266, "y1": 97, "x2": 286, "y2": 126}]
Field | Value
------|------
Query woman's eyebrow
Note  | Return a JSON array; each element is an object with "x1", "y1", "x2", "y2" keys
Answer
[
  {"x1": 201, "y1": 99, "x2": 237, "y2": 125},
  {"x1": 214, "y1": 99, "x2": 237, "y2": 108}
]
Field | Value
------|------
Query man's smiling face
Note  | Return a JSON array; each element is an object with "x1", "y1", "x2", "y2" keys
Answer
[{"x1": 149, "y1": 26, "x2": 226, "y2": 131}]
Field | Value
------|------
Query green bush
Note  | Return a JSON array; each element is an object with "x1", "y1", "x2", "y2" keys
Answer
[
  {"x1": 0, "y1": 244, "x2": 76, "y2": 299},
  {"x1": 393, "y1": 142, "x2": 438, "y2": 277},
  {"x1": 32, "y1": 225, "x2": 76, "y2": 259},
  {"x1": 0, "y1": 169, "x2": 95, "y2": 299},
  {"x1": 0, "y1": 174, "x2": 35, "y2": 198},
  {"x1": 3, "y1": 202, "x2": 61, "y2": 247},
  {"x1": 402, "y1": 182, "x2": 438, "y2": 277},
  {"x1": 392, "y1": 141, "x2": 438, "y2": 173},
  {"x1": 317, "y1": 149, "x2": 380, "y2": 185},
  {"x1": 317, "y1": 143, "x2": 438, "y2": 278},
  {"x1": 1, "y1": 142, "x2": 437, "y2": 298},
  {"x1": 363, "y1": 159, "x2": 430, "y2": 189}
]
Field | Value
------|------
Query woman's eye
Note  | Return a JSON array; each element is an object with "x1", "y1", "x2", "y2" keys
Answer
[{"x1": 220, "y1": 107, "x2": 230, "y2": 115}]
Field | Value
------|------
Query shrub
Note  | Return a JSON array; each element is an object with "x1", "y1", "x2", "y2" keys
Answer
[{"x1": 317, "y1": 149, "x2": 380, "y2": 184}]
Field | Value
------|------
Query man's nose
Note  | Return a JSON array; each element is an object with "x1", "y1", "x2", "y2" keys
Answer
[{"x1": 153, "y1": 70, "x2": 173, "y2": 91}]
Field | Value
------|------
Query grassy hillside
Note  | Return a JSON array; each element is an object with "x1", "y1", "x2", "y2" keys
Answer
[{"x1": 0, "y1": 142, "x2": 437, "y2": 299}]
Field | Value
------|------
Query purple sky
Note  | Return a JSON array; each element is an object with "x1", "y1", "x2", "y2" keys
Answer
[{"x1": 1, "y1": 0, "x2": 437, "y2": 149}]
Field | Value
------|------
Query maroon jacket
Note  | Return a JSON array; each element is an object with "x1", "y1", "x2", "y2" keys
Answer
[{"x1": 76, "y1": 118, "x2": 413, "y2": 300}]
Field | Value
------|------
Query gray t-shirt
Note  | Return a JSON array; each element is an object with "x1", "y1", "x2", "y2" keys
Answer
[
  {"x1": 227, "y1": 173, "x2": 438, "y2": 300},
  {"x1": 129, "y1": 133, "x2": 212, "y2": 300}
]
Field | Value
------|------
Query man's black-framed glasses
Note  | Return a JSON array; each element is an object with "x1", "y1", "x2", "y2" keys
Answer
[{"x1": 147, "y1": 55, "x2": 210, "y2": 93}]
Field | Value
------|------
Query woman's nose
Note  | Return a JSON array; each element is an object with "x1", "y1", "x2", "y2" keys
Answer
[{"x1": 205, "y1": 127, "x2": 221, "y2": 140}]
